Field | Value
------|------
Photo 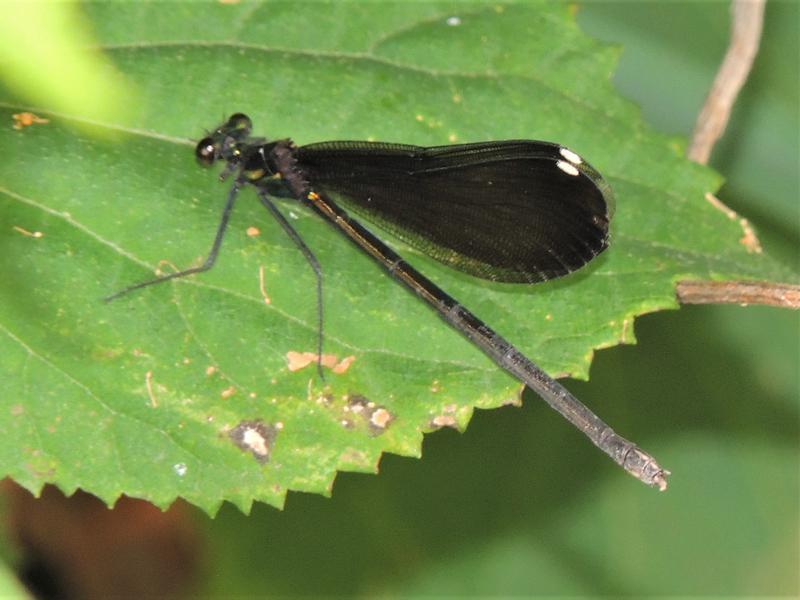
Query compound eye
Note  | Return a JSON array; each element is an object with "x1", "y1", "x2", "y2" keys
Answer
[
  {"x1": 227, "y1": 113, "x2": 252, "y2": 135},
  {"x1": 195, "y1": 137, "x2": 217, "y2": 167}
]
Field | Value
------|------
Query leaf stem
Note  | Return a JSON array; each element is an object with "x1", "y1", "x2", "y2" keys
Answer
[{"x1": 676, "y1": 280, "x2": 800, "y2": 309}]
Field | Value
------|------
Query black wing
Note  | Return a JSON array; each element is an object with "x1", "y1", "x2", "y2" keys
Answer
[{"x1": 295, "y1": 140, "x2": 614, "y2": 283}]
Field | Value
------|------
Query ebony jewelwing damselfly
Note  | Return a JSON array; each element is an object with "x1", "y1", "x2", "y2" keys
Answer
[{"x1": 107, "y1": 113, "x2": 668, "y2": 490}]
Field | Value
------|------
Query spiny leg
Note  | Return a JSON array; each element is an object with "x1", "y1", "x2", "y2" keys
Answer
[
  {"x1": 105, "y1": 180, "x2": 242, "y2": 302},
  {"x1": 257, "y1": 191, "x2": 325, "y2": 380}
]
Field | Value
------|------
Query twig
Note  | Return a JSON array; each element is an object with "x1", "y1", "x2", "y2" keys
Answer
[
  {"x1": 681, "y1": 2, "x2": 797, "y2": 310},
  {"x1": 688, "y1": 0, "x2": 765, "y2": 164},
  {"x1": 676, "y1": 281, "x2": 800, "y2": 309}
]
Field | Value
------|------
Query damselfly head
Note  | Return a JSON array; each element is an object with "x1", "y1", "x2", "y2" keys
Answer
[
  {"x1": 195, "y1": 137, "x2": 217, "y2": 167},
  {"x1": 195, "y1": 113, "x2": 254, "y2": 167}
]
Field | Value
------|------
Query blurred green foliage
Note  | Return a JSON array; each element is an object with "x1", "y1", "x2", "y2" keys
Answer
[{"x1": 0, "y1": 1, "x2": 135, "y2": 131}]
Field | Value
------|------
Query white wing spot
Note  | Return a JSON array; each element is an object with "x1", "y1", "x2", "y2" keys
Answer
[
  {"x1": 559, "y1": 147, "x2": 583, "y2": 165},
  {"x1": 556, "y1": 160, "x2": 580, "y2": 176}
]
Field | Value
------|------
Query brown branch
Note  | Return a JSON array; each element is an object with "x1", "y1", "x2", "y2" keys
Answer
[
  {"x1": 688, "y1": 0, "x2": 765, "y2": 164},
  {"x1": 680, "y1": 3, "x2": 798, "y2": 310},
  {"x1": 676, "y1": 280, "x2": 800, "y2": 309}
]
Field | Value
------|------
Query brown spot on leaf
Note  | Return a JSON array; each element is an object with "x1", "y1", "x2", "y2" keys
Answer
[
  {"x1": 228, "y1": 420, "x2": 282, "y2": 464},
  {"x1": 347, "y1": 395, "x2": 395, "y2": 436},
  {"x1": 369, "y1": 408, "x2": 393, "y2": 431},
  {"x1": 287, "y1": 351, "x2": 319, "y2": 372},
  {"x1": 286, "y1": 351, "x2": 355, "y2": 373},
  {"x1": 431, "y1": 415, "x2": 458, "y2": 429},
  {"x1": 12, "y1": 112, "x2": 49, "y2": 130},
  {"x1": 332, "y1": 355, "x2": 356, "y2": 374},
  {"x1": 430, "y1": 403, "x2": 461, "y2": 430}
]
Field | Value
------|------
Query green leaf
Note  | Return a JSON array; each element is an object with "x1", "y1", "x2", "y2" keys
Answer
[{"x1": 0, "y1": 2, "x2": 792, "y2": 514}]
